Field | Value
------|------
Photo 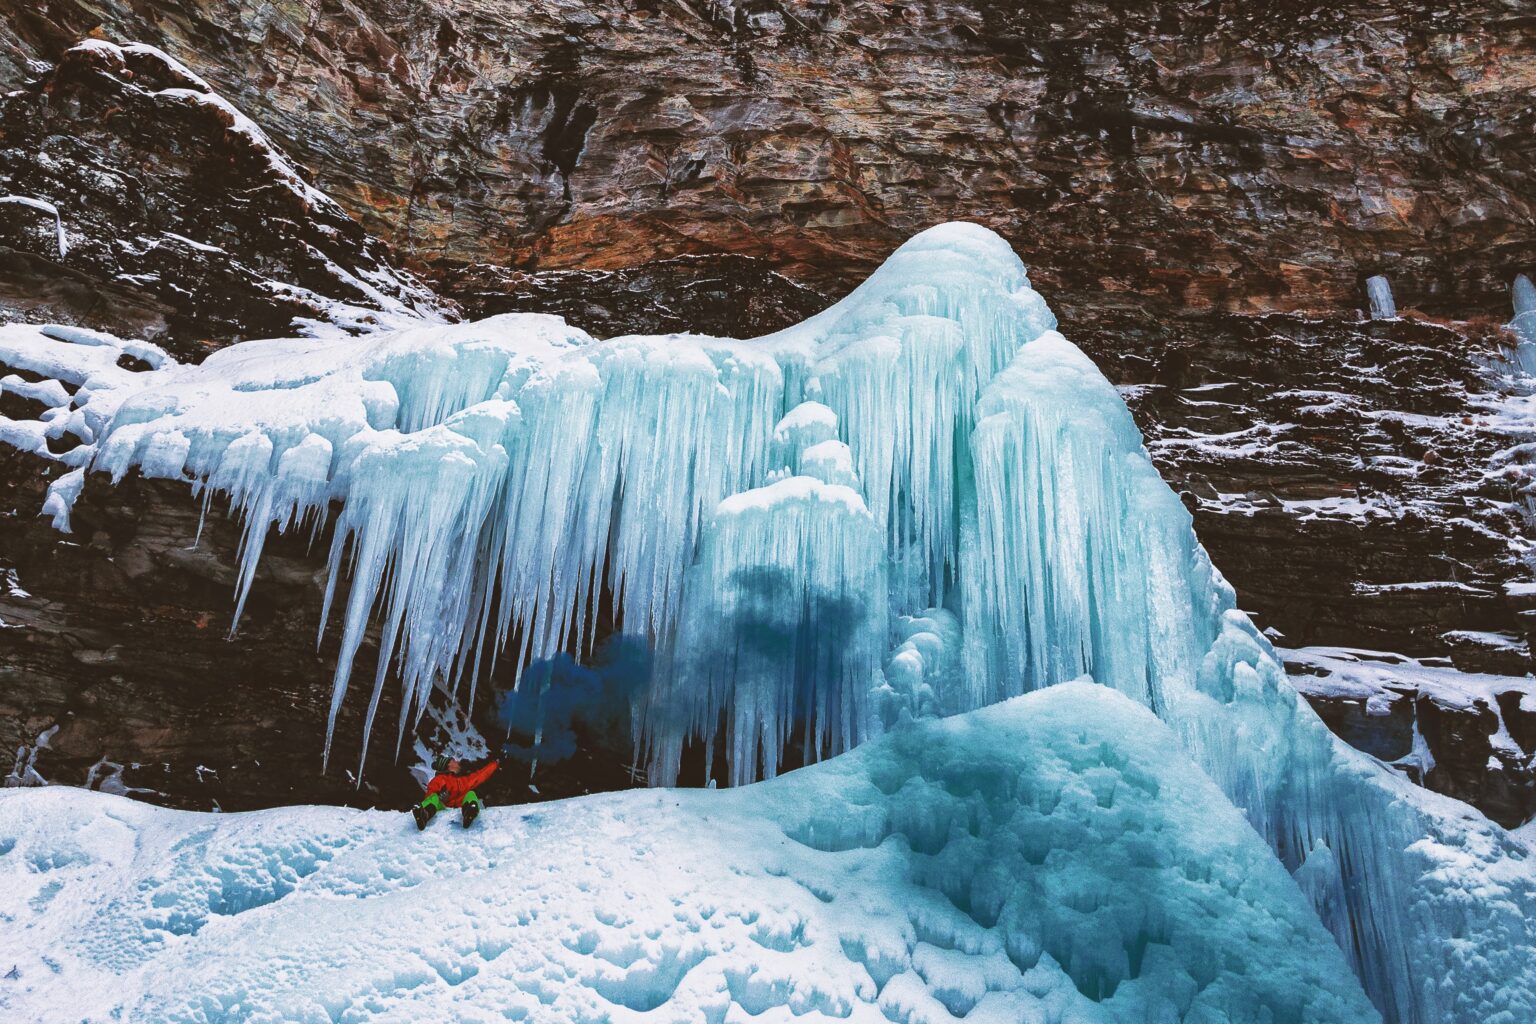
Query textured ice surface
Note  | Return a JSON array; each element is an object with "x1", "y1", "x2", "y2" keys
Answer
[
  {"x1": 3, "y1": 224, "x2": 1536, "y2": 1022},
  {"x1": 0, "y1": 684, "x2": 1380, "y2": 1024}
]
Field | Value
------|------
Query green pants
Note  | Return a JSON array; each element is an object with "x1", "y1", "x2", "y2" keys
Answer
[{"x1": 419, "y1": 790, "x2": 481, "y2": 812}]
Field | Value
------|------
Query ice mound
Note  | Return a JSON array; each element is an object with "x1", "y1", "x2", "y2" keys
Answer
[{"x1": 0, "y1": 684, "x2": 1378, "y2": 1023}]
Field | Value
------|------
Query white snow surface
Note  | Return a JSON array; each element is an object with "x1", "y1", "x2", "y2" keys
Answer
[
  {"x1": 1284, "y1": 645, "x2": 1535, "y2": 711},
  {"x1": 0, "y1": 684, "x2": 1380, "y2": 1024},
  {"x1": 3, "y1": 223, "x2": 1536, "y2": 1022}
]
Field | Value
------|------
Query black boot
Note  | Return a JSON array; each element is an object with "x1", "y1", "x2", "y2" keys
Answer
[
  {"x1": 461, "y1": 799, "x2": 481, "y2": 829},
  {"x1": 412, "y1": 802, "x2": 437, "y2": 831}
]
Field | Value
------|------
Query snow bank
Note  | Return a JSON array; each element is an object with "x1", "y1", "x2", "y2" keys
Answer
[{"x1": 0, "y1": 684, "x2": 1379, "y2": 1024}]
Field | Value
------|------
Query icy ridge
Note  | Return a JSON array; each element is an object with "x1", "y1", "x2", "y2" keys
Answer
[{"x1": 0, "y1": 684, "x2": 1381, "y2": 1024}]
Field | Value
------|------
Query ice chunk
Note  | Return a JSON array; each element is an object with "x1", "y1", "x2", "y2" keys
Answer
[
  {"x1": 876, "y1": 608, "x2": 962, "y2": 727},
  {"x1": 137, "y1": 429, "x2": 191, "y2": 479},
  {"x1": 799, "y1": 439, "x2": 860, "y2": 488},
  {"x1": 771, "y1": 399, "x2": 838, "y2": 455}
]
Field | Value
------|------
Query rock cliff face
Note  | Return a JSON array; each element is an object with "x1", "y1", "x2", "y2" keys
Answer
[
  {"x1": 5, "y1": 0, "x2": 1534, "y2": 311},
  {"x1": 2, "y1": 0, "x2": 1535, "y2": 817},
  {"x1": 0, "y1": 37, "x2": 448, "y2": 355},
  {"x1": 0, "y1": 442, "x2": 646, "y2": 811},
  {"x1": 1285, "y1": 645, "x2": 1536, "y2": 829},
  {"x1": 1074, "y1": 307, "x2": 1535, "y2": 668},
  {"x1": 0, "y1": 445, "x2": 419, "y2": 810}
]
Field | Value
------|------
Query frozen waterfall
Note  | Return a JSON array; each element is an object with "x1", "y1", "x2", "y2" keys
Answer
[
  {"x1": 1, "y1": 223, "x2": 1534, "y2": 1023},
  {"x1": 1366, "y1": 274, "x2": 1397, "y2": 319},
  {"x1": 1510, "y1": 272, "x2": 1536, "y2": 374}
]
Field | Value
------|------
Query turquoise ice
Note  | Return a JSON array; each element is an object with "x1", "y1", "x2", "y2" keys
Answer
[{"x1": 0, "y1": 685, "x2": 1378, "y2": 1023}]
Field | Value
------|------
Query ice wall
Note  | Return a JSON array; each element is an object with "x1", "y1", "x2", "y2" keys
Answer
[
  {"x1": 3, "y1": 224, "x2": 1534, "y2": 1022},
  {"x1": 952, "y1": 324, "x2": 1536, "y2": 1024}
]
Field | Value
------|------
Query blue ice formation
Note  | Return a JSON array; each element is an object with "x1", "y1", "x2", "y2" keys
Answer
[
  {"x1": 1510, "y1": 272, "x2": 1536, "y2": 374},
  {"x1": 1, "y1": 224, "x2": 1534, "y2": 1022}
]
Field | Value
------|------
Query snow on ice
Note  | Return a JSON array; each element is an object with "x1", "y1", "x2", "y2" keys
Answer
[
  {"x1": 2, "y1": 223, "x2": 1535, "y2": 1022},
  {"x1": 0, "y1": 685, "x2": 1381, "y2": 1024}
]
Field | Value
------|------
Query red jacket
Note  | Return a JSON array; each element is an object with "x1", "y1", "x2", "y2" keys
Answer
[{"x1": 425, "y1": 760, "x2": 499, "y2": 807}]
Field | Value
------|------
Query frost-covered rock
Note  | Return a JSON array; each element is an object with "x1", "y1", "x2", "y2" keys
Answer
[
  {"x1": 1285, "y1": 645, "x2": 1536, "y2": 828},
  {"x1": 0, "y1": 684, "x2": 1382, "y2": 1024}
]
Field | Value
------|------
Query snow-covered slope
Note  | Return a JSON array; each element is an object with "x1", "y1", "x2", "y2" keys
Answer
[
  {"x1": 3, "y1": 223, "x2": 1535, "y2": 1023},
  {"x1": 0, "y1": 39, "x2": 452, "y2": 350},
  {"x1": 0, "y1": 684, "x2": 1379, "y2": 1024}
]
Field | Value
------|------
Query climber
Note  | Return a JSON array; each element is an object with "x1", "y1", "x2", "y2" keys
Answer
[{"x1": 413, "y1": 753, "x2": 499, "y2": 830}]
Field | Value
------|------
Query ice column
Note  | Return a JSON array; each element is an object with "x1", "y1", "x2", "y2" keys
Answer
[
  {"x1": 778, "y1": 224, "x2": 1057, "y2": 611},
  {"x1": 962, "y1": 331, "x2": 1210, "y2": 712},
  {"x1": 1365, "y1": 275, "x2": 1396, "y2": 319},
  {"x1": 1509, "y1": 272, "x2": 1536, "y2": 374}
]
